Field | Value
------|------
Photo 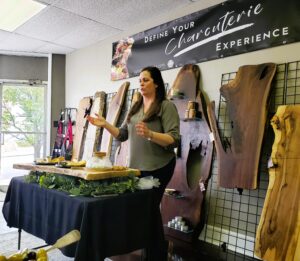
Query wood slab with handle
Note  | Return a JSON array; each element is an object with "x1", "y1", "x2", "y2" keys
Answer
[
  {"x1": 46, "y1": 230, "x2": 81, "y2": 252},
  {"x1": 207, "y1": 63, "x2": 276, "y2": 189},
  {"x1": 255, "y1": 105, "x2": 300, "y2": 261}
]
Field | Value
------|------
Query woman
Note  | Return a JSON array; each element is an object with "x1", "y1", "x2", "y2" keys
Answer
[
  {"x1": 88, "y1": 66, "x2": 180, "y2": 260},
  {"x1": 88, "y1": 66, "x2": 180, "y2": 202}
]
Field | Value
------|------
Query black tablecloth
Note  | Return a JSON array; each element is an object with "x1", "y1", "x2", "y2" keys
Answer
[{"x1": 2, "y1": 177, "x2": 161, "y2": 260}]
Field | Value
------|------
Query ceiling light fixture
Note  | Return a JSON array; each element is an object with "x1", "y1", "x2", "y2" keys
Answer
[{"x1": 0, "y1": 0, "x2": 46, "y2": 32}]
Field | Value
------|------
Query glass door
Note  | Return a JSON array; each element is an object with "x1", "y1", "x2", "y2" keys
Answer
[{"x1": 0, "y1": 81, "x2": 47, "y2": 182}]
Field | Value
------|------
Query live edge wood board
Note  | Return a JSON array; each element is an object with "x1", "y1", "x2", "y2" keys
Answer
[
  {"x1": 71, "y1": 97, "x2": 93, "y2": 162},
  {"x1": 161, "y1": 64, "x2": 214, "y2": 242},
  {"x1": 82, "y1": 91, "x2": 106, "y2": 161},
  {"x1": 207, "y1": 63, "x2": 276, "y2": 189},
  {"x1": 13, "y1": 163, "x2": 140, "y2": 181},
  {"x1": 255, "y1": 105, "x2": 300, "y2": 261},
  {"x1": 114, "y1": 90, "x2": 141, "y2": 166},
  {"x1": 100, "y1": 82, "x2": 129, "y2": 157}
]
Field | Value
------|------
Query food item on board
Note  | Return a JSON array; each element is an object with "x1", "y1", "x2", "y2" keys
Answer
[
  {"x1": 112, "y1": 166, "x2": 127, "y2": 171},
  {"x1": 66, "y1": 160, "x2": 86, "y2": 167},
  {"x1": 35, "y1": 156, "x2": 64, "y2": 164},
  {"x1": 86, "y1": 155, "x2": 113, "y2": 170},
  {"x1": 0, "y1": 248, "x2": 48, "y2": 261}
]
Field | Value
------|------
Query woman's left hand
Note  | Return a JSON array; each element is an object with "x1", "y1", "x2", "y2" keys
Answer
[{"x1": 135, "y1": 121, "x2": 152, "y2": 139}]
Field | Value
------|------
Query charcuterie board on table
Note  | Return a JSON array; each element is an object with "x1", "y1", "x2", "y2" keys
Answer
[{"x1": 13, "y1": 163, "x2": 140, "y2": 181}]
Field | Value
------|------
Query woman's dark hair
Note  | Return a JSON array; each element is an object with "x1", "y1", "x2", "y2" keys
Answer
[{"x1": 127, "y1": 66, "x2": 166, "y2": 123}]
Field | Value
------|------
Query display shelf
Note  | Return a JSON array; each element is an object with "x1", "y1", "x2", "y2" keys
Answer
[
  {"x1": 163, "y1": 225, "x2": 194, "y2": 234},
  {"x1": 182, "y1": 117, "x2": 202, "y2": 122},
  {"x1": 164, "y1": 192, "x2": 185, "y2": 199},
  {"x1": 53, "y1": 107, "x2": 77, "y2": 127},
  {"x1": 164, "y1": 189, "x2": 185, "y2": 199},
  {"x1": 169, "y1": 94, "x2": 185, "y2": 100}
]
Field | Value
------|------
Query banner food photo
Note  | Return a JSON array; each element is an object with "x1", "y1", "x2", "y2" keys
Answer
[{"x1": 111, "y1": 0, "x2": 300, "y2": 80}]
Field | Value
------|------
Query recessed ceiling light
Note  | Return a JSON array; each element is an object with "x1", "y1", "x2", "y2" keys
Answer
[{"x1": 0, "y1": 0, "x2": 46, "y2": 32}]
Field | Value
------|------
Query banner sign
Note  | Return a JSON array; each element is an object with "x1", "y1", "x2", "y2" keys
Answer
[{"x1": 111, "y1": 0, "x2": 300, "y2": 81}]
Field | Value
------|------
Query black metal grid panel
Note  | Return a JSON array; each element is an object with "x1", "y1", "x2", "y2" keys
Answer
[
  {"x1": 270, "y1": 63, "x2": 286, "y2": 114},
  {"x1": 100, "y1": 65, "x2": 297, "y2": 260},
  {"x1": 285, "y1": 61, "x2": 300, "y2": 105},
  {"x1": 101, "y1": 64, "x2": 298, "y2": 257},
  {"x1": 199, "y1": 62, "x2": 297, "y2": 260}
]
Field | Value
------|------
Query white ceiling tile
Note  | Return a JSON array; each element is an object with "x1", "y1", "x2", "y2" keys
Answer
[
  {"x1": 36, "y1": 43, "x2": 75, "y2": 54},
  {"x1": 34, "y1": 0, "x2": 58, "y2": 5},
  {"x1": 52, "y1": 0, "x2": 189, "y2": 29},
  {"x1": 0, "y1": 34, "x2": 45, "y2": 52},
  {"x1": 0, "y1": 0, "x2": 202, "y2": 55},
  {"x1": 110, "y1": 0, "x2": 189, "y2": 29},
  {"x1": 52, "y1": 0, "x2": 125, "y2": 26},
  {"x1": 0, "y1": 29, "x2": 12, "y2": 41},
  {"x1": 15, "y1": 6, "x2": 87, "y2": 42},
  {"x1": 55, "y1": 19, "x2": 120, "y2": 49}
]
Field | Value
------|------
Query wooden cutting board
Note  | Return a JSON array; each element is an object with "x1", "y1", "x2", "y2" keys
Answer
[
  {"x1": 82, "y1": 91, "x2": 106, "y2": 161},
  {"x1": 100, "y1": 82, "x2": 129, "y2": 156},
  {"x1": 114, "y1": 90, "x2": 141, "y2": 166},
  {"x1": 13, "y1": 163, "x2": 140, "y2": 181},
  {"x1": 71, "y1": 97, "x2": 93, "y2": 161},
  {"x1": 255, "y1": 105, "x2": 300, "y2": 261},
  {"x1": 207, "y1": 63, "x2": 276, "y2": 189}
]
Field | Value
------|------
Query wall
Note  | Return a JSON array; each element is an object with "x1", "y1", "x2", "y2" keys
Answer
[
  {"x1": 0, "y1": 54, "x2": 48, "y2": 81},
  {"x1": 49, "y1": 54, "x2": 66, "y2": 150},
  {"x1": 66, "y1": 0, "x2": 225, "y2": 106},
  {"x1": 65, "y1": 0, "x2": 300, "y2": 109}
]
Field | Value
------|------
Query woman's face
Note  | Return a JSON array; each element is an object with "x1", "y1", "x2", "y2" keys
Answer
[{"x1": 139, "y1": 70, "x2": 156, "y2": 98}]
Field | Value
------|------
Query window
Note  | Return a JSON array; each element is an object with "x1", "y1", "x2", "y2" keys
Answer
[{"x1": 0, "y1": 81, "x2": 47, "y2": 181}]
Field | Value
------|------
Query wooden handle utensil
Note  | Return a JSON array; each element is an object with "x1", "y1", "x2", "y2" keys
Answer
[{"x1": 46, "y1": 230, "x2": 81, "y2": 252}]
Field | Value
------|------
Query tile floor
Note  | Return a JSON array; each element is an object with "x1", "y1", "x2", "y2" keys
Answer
[
  {"x1": 0, "y1": 189, "x2": 74, "y2": 260},
  {"x1": 0, "y1": 188, "x2": 116, "y2": 261}
]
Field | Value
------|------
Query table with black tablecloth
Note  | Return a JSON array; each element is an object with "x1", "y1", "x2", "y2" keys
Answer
[{"x1": 2, "y1": 176, "x2": 163, "y2": 261}]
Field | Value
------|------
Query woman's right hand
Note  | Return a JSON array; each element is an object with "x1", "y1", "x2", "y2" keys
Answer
[{"x1": 87, "y1": 113, "x2": 106, "y2": 128}]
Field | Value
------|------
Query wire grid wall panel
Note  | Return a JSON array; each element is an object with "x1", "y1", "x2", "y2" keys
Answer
[
  {"x1": 269, "y1": 63, "x2": 286, "y2": 114},
  {"x1": 96, "y1": 64, "x2": 299, "y2": 260},
  {"x1": 199, "y1": 63, "x2": 295, "y2": 261},
  {"x1": 285, "y1": 61, "x2": 300, "y2": 105}
]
